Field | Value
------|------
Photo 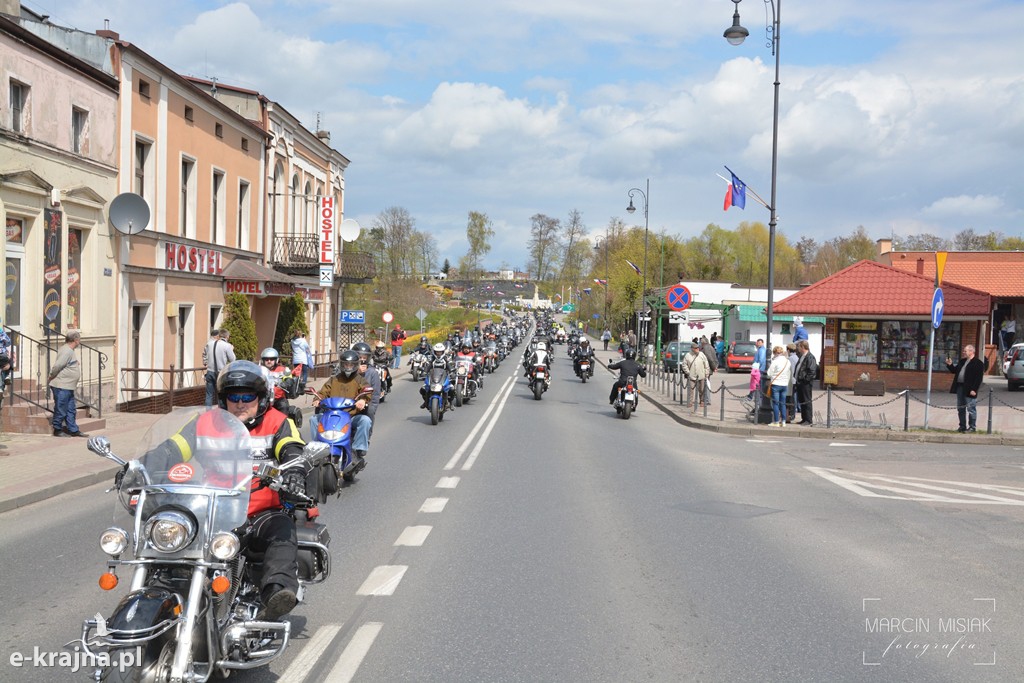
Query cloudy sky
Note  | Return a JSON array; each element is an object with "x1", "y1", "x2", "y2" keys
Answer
[{"x1": 30, "y1": 0, "x2": 1024, "y2": 269}]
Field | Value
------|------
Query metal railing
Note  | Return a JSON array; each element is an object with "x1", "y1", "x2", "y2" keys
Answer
[
  {"x1": 3, "y1": 326, "x2": 107, "y2": 417},
  {"x1": 118, "y1": 365, "x2": 206, "y2": 410},
  {"x1": 269, "y1": 236, "x2": 376, "y2": 280}
]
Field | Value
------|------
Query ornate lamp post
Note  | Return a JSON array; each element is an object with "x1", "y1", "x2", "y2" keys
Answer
[
  {"x1": 626, "y1": 179, "x2": 650, "y2": 351},
  {"x1": 724, "y1": 0, "x2": 782, "y2": 423}
]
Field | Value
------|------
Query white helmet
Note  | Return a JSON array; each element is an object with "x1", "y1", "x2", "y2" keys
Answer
[
  {"x1": 537, "y1": 341, "x2": 547, "y2": 351},
  {"x1": 432, "y1": 342, "x2": 446, "y2": 355}
]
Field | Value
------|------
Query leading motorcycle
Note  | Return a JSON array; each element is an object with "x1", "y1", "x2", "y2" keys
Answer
[
  {"x1": 614, "y1": 376, "x2": 640, "y2": 419},
  {"x1": 77, "y1": 408, "x2": 333, "y2": 681},
  {"x1": 423, "y1": 359, "x2": 455, "y2": 425}
]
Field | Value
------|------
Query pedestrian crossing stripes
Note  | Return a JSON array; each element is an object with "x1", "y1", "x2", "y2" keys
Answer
[{"x1": 806, "y1": 467, "x2": 1024, "y2": 505}]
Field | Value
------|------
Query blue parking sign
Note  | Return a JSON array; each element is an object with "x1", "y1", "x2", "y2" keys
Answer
[{"x1": 340, "y1": 310, "x2": 365, "y2": 324}]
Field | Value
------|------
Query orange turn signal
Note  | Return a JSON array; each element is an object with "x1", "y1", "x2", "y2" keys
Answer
[
  {"x1": 211, "y1": 576, "x2": 231, "y2": 594},
  {"x1": 98, "y1": 573, "x2": 118, "y2": 590}
]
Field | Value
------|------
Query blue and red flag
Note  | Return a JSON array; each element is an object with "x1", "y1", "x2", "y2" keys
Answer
[{"x1": 625, "y1": 259, "x2": 642, "y2": 276}]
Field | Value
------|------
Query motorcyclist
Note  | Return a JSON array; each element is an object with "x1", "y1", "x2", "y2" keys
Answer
[
  {"x1": 371, "y1": 340, "x2": 394, "y2": 393},
  {"x1": 573, "y1": 337, "x2": 595, "y2": 377},
  {"x1": 416, "y1": 335, "x2": 431, "y2": 354},
  {"x1": 142, "y1": 360, "x2": 309, "y2": 620},
  {"x1": 351, "y1": 342, "x2": 382, "y2": 418},
  {"x1": 420, "y1": 342, "x2": 458, "y2": 408},
  {"x1": 315, "y1": 350, "x2": 373, "y2": 460},
  {"x1": 261, "y1": 347, "x2": 303, "y2": 424},
  {"x1": 608, "y1": 347, "x2": 647, "y2": 404},
  {"x1": 525, "y1": 341, "x2": 552, "y2": 380}
]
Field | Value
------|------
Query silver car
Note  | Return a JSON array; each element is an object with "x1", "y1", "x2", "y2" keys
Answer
[{"x1": 1006, "y1": 343, "x2": 1024, "y2": 391}]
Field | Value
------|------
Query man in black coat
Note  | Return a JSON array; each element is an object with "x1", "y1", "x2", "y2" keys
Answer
[
  {"x1": 794, "y1": 340, "x2": 818, "y2": 425},
  {"x1": 946, "y1": 344, "x2": 985, "y2": 433}
]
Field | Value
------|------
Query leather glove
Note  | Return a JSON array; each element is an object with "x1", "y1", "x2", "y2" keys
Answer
[
  {"x1": 280, "y1": 471, "x2": 307, "y2": 500},
  {"x1": 114, "y1": 463, "x2": 128, "y2": 488}
]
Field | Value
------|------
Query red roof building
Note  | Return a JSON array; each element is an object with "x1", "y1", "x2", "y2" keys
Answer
[{"x1": 774, "y1": 260, "x2": 991, "y2": 390}]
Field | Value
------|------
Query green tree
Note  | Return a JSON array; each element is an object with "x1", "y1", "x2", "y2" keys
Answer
[
  {"x1": 220, "y1": 293, "x2": 258, "y2": 361},
  {"x1": 274, "y1": 293, "x2": 308, "y2": 353},
  {"x1": 528, "y1": 213, "x2": 561, "y2": 281},
  {"x1": 459, "y1": 211, "x2": 495, "y2": 280}
]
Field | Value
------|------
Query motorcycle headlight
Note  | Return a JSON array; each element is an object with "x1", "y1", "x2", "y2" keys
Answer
[
  {"x1": 457, "y1": 366, "x2": 467, "y2": 376},
  {"x1": 99, "y1": 527, "x2": 129, "y2": 557},
  {"x1": 319, "y1": 430, "x2": 343, "y2": 441},
  {"x1": 210, "y1": 531, "x2": 241, "y2": 561},
  {"x1": 431, "y1": 384, "x2": 443, "y2": 391},
  {"x1": 144, "y1": 511, "x2": 197, "y2": 553}
]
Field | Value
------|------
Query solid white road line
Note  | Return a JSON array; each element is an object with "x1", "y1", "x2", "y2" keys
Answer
[
  {"x1": 323, "y1": 622, "x2": 384, "y2": 683},
  {"x1": 419, "y1": 497, "x2": 449, "y2": 513},
  {"x1": 462, "y1": 375, "x2": 518, "y2": 471},
  {"x1": 277, "y1": 623, "x2": 342, "y2": 683},
  {"x1": 829, "y1": 442, "x2": 866, "y2": 447},
  {"x1": 436, "y1": 476, "x2": 460, "y2": 489},
  {"x1": 444, "y1": 376, "x2": 514, "y2": 470},
  {"x1": 394, "y1": 525, "x2": 432, "y2": 546},
  {"x1": 356, "y1": 566, "x2": 408, "y2": 596}
]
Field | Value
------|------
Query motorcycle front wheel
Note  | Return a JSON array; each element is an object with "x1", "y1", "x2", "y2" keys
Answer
[
  {"x1": 455, "y1": 388, "x2": 463, "y2": 407},
  {"x1": 430, "y1": 401, "x2": 439, "y2": 425},
  {"x1": 103, "y1": 637, "x2": 176, "y2": 682}
]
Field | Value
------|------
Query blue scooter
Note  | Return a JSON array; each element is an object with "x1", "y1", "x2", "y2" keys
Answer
[
  {"x1": 423, "y1": 359, "x2": 455, "y2": 425},
  {"x1": 308, "y1": 388, "x2": 371, "y2": 482}
]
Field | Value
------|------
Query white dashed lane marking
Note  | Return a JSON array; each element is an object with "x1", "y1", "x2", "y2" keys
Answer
[
  {"x1": 323, "y1": 622, "x2": 383, "y2": 683},
  {"x1": 419, "y1": 497, "x2": 449, "y2": 513},
  {"x1": 436, "y1": 476, "x2": 460, "y2": 489},
  {"x1": 394, "y1": 526, "x2": 432, "y2": 547},
  {"x1": 356, "y1": 566, "x2": 408, "y2": 596},
  {"x1": 277, "y1": 623, "x2": 341, "y2": 683}
]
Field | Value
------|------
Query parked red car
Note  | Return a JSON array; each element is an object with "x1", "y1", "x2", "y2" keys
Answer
[{"x1": 726, "y1": 341, "x2": 757, "y2": 372}]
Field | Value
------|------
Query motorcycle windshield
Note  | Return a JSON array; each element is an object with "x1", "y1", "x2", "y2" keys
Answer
[
  {"x1": 114, "y1": 407, "x2": 253, "y2": 559},
  {"x1": 428, "y1": 366, "x2": 448, "y2": 387}
]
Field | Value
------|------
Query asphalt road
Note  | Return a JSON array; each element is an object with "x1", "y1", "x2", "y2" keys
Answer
[{"x1": 3, "y1": 343, "x2": 1024, "y2": 682}]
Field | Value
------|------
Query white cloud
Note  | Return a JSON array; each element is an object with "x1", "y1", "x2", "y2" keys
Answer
[{"x1": 923, "y1": 195, "x2": 1004, "y2": 217}]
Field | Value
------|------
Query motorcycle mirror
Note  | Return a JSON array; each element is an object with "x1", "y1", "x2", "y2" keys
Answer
[{"x1": 87, "y1": 436, "x2": 127, "y2": 466}]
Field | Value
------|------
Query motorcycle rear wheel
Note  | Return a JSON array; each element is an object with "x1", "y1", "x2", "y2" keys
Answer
[
  {"x1": 533, "y1": 383, "x2": 543, "y2": 400},
  {"x1": 581, "y1": 373, "x2": 587, "y2": 384},
  {"x1": 622, "y1": 402, "x2": 632, "y2": 420}
]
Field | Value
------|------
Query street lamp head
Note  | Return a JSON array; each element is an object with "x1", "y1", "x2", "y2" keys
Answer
[
  {"x1": 724, "y1": 0, "x2": 749, "y2": 45},
  {"x1": 626, "y1": 200, "x2": 636, "y2": 215}
]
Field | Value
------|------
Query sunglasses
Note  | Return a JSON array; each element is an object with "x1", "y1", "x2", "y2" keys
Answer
[{"x1": 225, "y1": 393, "x2": 259, "y2": 404}]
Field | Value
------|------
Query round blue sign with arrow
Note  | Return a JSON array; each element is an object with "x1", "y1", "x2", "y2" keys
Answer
[{"x1": 931, "y1": 288, "x2": 944, "y2": 329}]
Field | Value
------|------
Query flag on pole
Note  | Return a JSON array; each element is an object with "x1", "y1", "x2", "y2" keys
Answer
[
  {"x1": 724, "y1": 166, "x2": 746, "y2": 210},
  {"x1": 594, "y1": 278, "x2": 607, "y2": 287},
  {"x1": 625, "y1": 259, "x2": 642, "y2": 276},
  {"x1": 583, "y1": 287, "x2": 592, "y2": 295},
  {"x1": 554, "y1": 293, "x2": 561, "y2": 300}
]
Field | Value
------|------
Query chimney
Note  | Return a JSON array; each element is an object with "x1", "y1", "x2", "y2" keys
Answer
[
  {"x1": 97, "y1": 19, "x2": 119, "y2": 40},
  {"x1": 916, "y1": 258, "x2": 925, "y2": 275},
  {"x1": 316, "y1": 130, "x2": 331, "y2": 143},
  {"x1": 876, "y1": 237, "x2": 892, "y2": 256},
  {"x1": 0, "y1": 0, "x2": 19, "y2": 18}
]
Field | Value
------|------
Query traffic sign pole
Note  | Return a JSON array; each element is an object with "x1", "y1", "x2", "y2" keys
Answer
[{"x1": 924, "y1": 287, "x2": 943, "y2": 430}]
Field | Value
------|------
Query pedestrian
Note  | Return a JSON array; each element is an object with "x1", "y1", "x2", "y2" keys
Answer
[
  {"x1": 766, "y1": 345, "x2": 792, "y2": 426},
  {"x1": 746, "y1": 361, "x2": 762, "y2": 400},
  {"x1": 794, "y1": 339, "x2": 818, "y2": 425},
  {"x1": 204, "y1": 328, "x2": 235, "y2": 408},
  {"x1": 681, "y1": 340, "x2": 711, "y2": 410},
  {"x1": 785, "y1": 343, "x2": 798, "y2": 423},
  {"x1": 1001, "y1": 318, "x2": 1016, "y2": 352},
  {"x1": 390, "y1": 324, "x2": 407, "y2": 369},
  {"x1": 754, "y1": 338, "x2": 767, "y2": 373},
  {"x1": 627, "y1": 329, "x2": 638, "y2": 350},
  {"x1": 601, "y1": 327, "x2": 612, "y2": 351},
  {"x1": 700, "y1": 335, "x2": 718, "y2": 405},
  {"x1": 792, "y1": 316, "x2": 809, "y2": 344},
  {"x1": 715, "y1": 335, "x2": 726, "y2": 368},
  {"x1": 291, "y1": 331, "x2": 311, "y2": 389},
  {"x1": 945, "y1": 344, "x2": 985, "y2": 433},
  {"x1": 48, "y1": 330, "x2": 86, "y2": 437}
]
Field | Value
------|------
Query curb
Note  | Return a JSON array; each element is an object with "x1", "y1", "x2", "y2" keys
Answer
[{"x1": 0, "y1": 465, "x2": 120, "y2": 514}]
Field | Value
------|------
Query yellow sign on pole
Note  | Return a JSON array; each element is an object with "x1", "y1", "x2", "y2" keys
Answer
[{"x1": 935, "y1": 251, "x2": 948, "y2": 286}]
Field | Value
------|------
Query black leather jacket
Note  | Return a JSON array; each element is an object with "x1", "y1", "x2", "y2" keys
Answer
[{"x1": 608, "y1": 358, "x2": 646, "y2": 382}]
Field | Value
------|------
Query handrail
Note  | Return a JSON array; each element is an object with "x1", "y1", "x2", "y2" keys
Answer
[
  {"x1": 119, "y1": 365, "x2": 206, "y2": 409},
  {"x1": 3, "y1": 325, "x2": 106, "y2": 417}
]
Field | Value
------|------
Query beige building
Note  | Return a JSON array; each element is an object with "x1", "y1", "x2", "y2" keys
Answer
[{"x1": 0, "y1": 8, "x2": 120, "y2": 414}]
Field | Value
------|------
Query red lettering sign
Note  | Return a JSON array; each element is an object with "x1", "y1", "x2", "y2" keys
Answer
[
  {"x1": 164, "y1": 241, "x2": 226, "y2": 275},
  {"x1": 319, "y1": 197, "x2": 335, "y2": 265}
]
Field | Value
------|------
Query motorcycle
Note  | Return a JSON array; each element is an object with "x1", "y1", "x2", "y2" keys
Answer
[
  {"x1": 576, "y1": 357, "x2": 593, "y2": 383},
  {"x1": 309, "y1": 388, "x2": 372, "y2": 482},
  {"x1": 483, "y1": 343, "x2": 499, "y2": 374},
  {"x1": 424, "y1": 359, "x2": 455, "y2": 424},
  {"x1": 528, "y1": 363, "x2": 549, "y2": 400},
  {"x1": 614, "y1": 376, "x2": 640, "y2": 419},
  {"x1": 78, "y1": 408, "x2": 332, "y2": 681},
  {"x1": 453, "y1": 357, "x2": 479, "y2": 405},
  {"x1": 373, "y1": 359, "x2": 392, "y2": 402},
  {"x1": 408, "y1": 350, "x2": 430, "y2": 381}
]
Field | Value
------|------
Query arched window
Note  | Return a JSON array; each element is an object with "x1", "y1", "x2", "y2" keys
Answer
[
  {"x1": 304, "y1": 181, "x2": 313, "y2": 234},
  {"x1": 272, "y1": 161, "x2": 284, "y2": 236},
  {"x1": 290, "y1": 174, "x2": 300, "y2": 234}
]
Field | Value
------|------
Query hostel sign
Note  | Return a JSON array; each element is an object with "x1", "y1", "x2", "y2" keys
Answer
[{"x1": 319, "y1": 197, "x2": 335, "y2": 265}]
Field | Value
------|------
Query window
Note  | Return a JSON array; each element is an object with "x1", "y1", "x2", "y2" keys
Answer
[
  {"x1": 10, "y1": 81, "x2": 28, "y2": 133},
  {"x1": 180, "y1": 158, "x2": 196, "y2": 237},
  {"x1": 72, "y1": 107, "x2": 88, "y2": 154},
  {"x1": 184, "y1": 106, "x2": 194, "y2": 122},
  {"x1": 211, "y1": 171, "x2": 225, "y2": 244},
  {"x1": 215, "y1": 122, "x2": 223, "y2": 138},
  {"x1": 879, "y1": 320, "x2": 961, "y2": 372},
  {"x1": 138, "y1": 79, "x2": 150, "y2": 99},
  {"x1": 303, "y1": 181, "x2": 313, "y2": 233},
  {"x1": 241, "y1": 137, "x2": 249, "y2": 152},
  {"x1": 176, "y1": 305, "x2": 192, "y2": 375},
  {"x1": 838, "y1": 321, "x2": 878, "y2": 364},
  {"x1": 209, "y1": 305, "x2": 222, "y2": 333},
  {"x1": 237, "y1": 180, "x2": 250, "y2": 249},
  {"x1": 134, "y1": 139, "x2": 152, "y2": 200},
  {"x1": 290, "y1": 175, "x2": 299, "y2": 233}
]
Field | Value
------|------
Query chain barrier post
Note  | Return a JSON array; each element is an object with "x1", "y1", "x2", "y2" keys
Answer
[
  {"x1": 826, "y1": 385, "x2": 832, "y2": 429},
  {"x1": 987, "y1": 386, "x2": 993, "y2": 435},
  {"x1": 720, "y1": 380, "x2": 726, "y2": 421},
  {"x1": 904, "y1": 388, "x2": 910, "y2": 432}
]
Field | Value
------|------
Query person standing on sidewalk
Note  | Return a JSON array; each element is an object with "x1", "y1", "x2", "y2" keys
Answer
[
  {"x1": 390, "y1": 324, "x2": 407, "y2": 369},
  {"x1": 794, "y1": 340, "x2": 818, "y2": 425},
  {"x1": 204, "y1": 329, "x2": 235, "y2": 407},
  {"x1": 291, "y1": 331, "x2": 312, "y2": 389},
  {"x1": 48, "y1": 331, "x2": 85, "y2": 437},
  {"x1": 766, "y1": 345, "x2": 792, "y2": 426},
  {"x1": 601, "y1": 328, "x2": 612, "y2": 351},
  {"x1": 681, "y1": 341, "x2": 711, "y2": 410},
  {"x1": 946, "y1": 345, "x2": 985, "y2": 433}
]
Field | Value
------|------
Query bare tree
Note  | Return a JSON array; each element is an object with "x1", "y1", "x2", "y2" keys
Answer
[
  {"x1": 370, "y1": 206, "x2": 416, "y2": 277},
  {"x1": 528, "y1": 213, "x2": 561, "y2": 281}
]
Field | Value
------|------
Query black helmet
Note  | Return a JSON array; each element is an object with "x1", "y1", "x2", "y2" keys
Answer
[
  {"x1": 351, "y1": 341, "x2": 372, "y2": 361},
  {"x1": 216, "y1": 360, "x2": 271, "y2": 423},
  {"x1": 338, "y1": 350, "x2": 360, "y2": 378},
  {"x1": 624, "y1": 348, "x2": 637, "y2": 360},
  {"x1": 462, "y1": 340, "x2": 472, "y2": 352}
]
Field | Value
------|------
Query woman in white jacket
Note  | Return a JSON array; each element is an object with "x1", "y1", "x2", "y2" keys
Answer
[{"x1": 766, "y1": 345, "x2": 793, "y2": 426}]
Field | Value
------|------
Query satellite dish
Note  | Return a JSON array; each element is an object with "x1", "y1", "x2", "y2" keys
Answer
[
  {"x1": 108, "y1": 193, "x2": 151, "y2": 235},
  {"x1": 339, "y1": 218, "x2": 361, "y2": 242}
]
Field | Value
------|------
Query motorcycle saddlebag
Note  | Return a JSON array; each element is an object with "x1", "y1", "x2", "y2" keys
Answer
[
  {"x1": 305, "y1": 459, "x2": 340, "y2": 504},
  {"x1": 296, "y1": 521, "x2": 331, "y2": 581}
]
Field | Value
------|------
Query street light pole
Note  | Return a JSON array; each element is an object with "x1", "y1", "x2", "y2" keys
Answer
[
  {"x1": 725, "y1": 0, "x2": 781, "y2": 424},
  {"x1": 626, "y1": 178, "x2": 650, "y2": 352}
]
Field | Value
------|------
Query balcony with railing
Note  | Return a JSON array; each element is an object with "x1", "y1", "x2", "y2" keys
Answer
[{"x1": 270, "y1": 235, "x2": 375, "y2": 282}]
